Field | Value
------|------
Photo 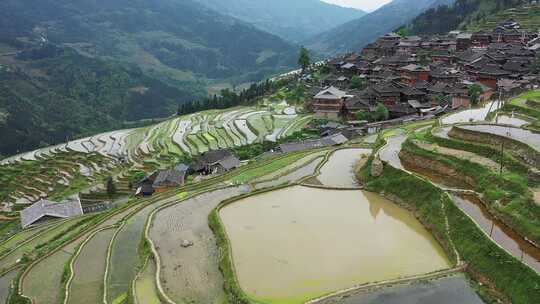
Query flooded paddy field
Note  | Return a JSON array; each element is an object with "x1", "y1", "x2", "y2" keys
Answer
[
  {"x1": 68, "y1": 228, "x2": 116, "y2": 304},
  {"x1": 452, "y1": 194, "x2": 540, "y2": 272},
  {"x1": 149, "y1": 187, "x2": 246, "y2": 304},
  {"x1": 134, "y1": 258, "x2": 160, "y2": 304},
  {"x1": 494, "y1": 114, "x2": 529, "y2": 127},
  {"x1": 319, "y1": 274, "x2": 484, "y2": 304},
  {"x1": 458, "y1": 124, "x2": 540, "y2": 151},
  {"x1": 442, "y1": 101, "x2": 501, "y2": 125},
  {"x1": 317, "y1": 149, "x2": 371, "y2": 188},
  {"x1": 0, "y1": 269, "x2": 17, "y2": 303},
  {"x1": 21, "y1": 232, "x2": 88, "y2": 304},
  {"x1": 219, "y1": 186, "x2": 451, "y2": 303}
]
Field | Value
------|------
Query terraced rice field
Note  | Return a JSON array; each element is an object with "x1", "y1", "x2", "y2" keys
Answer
[
  {"x1": 0, "y1": 269, "x2": 17, "y2": 303},
  {"x1": 0, "y1": 107, "x2": 312, "y2": 209},
  {"x1": 21, "y1": 239, "x2": 80, "y2": 304},
  {"x1": 106, "y1": 195, "x2": 178, "y2": 304},
  {"x1": 220, "y1": 187, "x2": 451, "y2": 303},
  {"x1": 134, "y1": 259, "x2": 161, "y2": 304},
  {"x1": 149, "y1": 187, "x2": 245, "y2": 304},
  {"x1": 0, "y1": 217, "x2": 88, "y2": 273},
  {"x1": 67, "y1": 228, "x2": 116, "y2": 304},
  {"x1": 0, "y1": 222, "x2": 60, "y2": 255}
]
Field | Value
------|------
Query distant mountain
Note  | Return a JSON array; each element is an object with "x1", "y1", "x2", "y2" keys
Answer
[
  {"x1": 403, "y1": 0, "x2": 526, "y2": 35},
  {"x1": 0, "y1": 0, "x2": 298, "y2": 84},
  {"x1": 197, "y1": 0, "x2": 365, "y2": 42},
  {"x1": 0, "y1": 0, "x2": 300, "y2": 156},
  {"x1": 307, "y1": 0, "x2": 455, "y2": 56}
]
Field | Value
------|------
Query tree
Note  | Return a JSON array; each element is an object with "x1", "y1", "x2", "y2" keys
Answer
[
  {"x1": 397, "y1": 27, "x2": 410, "y2": 37},
  {"x1": 298, "y1": 47, "x2": 311, "y2": 74},
  {"x1": 350, "y1": 75, "x2": 366, "y2": 89},
  {"x1": 468, "y1": 84, "x2": 484, "y2": 106},
  {"x1": 373, "y1": 103, "x2": 389, "y2": 121},
  {"x1": 355, "y1": 111, "x2": 372, "y2": 122},
  {"x1": 106, "y1": 176, "x2": 116, "y2": 198}
]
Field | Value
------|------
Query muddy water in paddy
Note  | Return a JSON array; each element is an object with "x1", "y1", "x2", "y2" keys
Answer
[
  {"x1": 317, "y1": 149, "x2": 371, "y2": 188},
  {"x1": 441, "y1": 101, "x2": 501, "y2": 125},
  {"x1": 220, "y1": 186, "x2": 451, "y2": 303},
  {"x1": 452, "y1": 194, "x2": 540, "y2": 272},
  {"x1": 459, "y1": 124, "x2": 540, "y2": 151}
]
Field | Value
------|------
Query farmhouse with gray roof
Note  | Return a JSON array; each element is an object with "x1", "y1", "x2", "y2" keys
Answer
[{"x1": 21, "y1": 196, "x2": 83, "y2": 228}]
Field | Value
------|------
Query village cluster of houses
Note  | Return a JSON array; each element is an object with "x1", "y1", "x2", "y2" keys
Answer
[{"x1": 307, "y1": 19, "x2": 540, "y2": 120}]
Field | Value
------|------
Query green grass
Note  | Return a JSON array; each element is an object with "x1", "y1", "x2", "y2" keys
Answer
[
  {"x1": 402, "y1": 139, "x2": 540, "y2": 245},
  {"x1": 505, "y1": 90, "x2": 540, "y2": 121},
  {"x1": 282, "y1": 116, "x2": 313, "y2": 138},
  {"x1": 186, "y1": 135, "x2": 208, "y2": 154},
  {"x1": 466, "y1": 4, "x2": 540, "y2": 32},
  {"x1": 231, "y1": 151, "x2": 312, "y2": 184},
  {"x1": 247, "y1": 114, "x2": 270, "y2": 137},
  {"x1": 363, "y1": 163, "x2": 540, "y2": 304},
  {"x1": 428, "y1": 128, "x2": 530, "y2": 176}
]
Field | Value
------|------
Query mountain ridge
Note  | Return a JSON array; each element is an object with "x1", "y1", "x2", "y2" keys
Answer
[
  {"x1": 197, "y1": 0, "x2": 365, "y2": 42},
  {"x1": 306, "y1": 0, "x2": 455, "y2": 56}
]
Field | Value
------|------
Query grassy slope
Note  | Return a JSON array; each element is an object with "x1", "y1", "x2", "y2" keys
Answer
[
  {"x1": 362, "y1": 163, "x2": 540, "y2": 304},
  {"x1": 466, "y1": 3, "x2": 540, "y2": 32},
  {"x1": 402, "y1": 137, "x2": 540, "y2": 244}
]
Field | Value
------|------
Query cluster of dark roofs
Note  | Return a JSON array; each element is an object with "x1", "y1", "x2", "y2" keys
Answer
[{"x1": 308, "y1": 19, "x2": 540, "y2": 120}]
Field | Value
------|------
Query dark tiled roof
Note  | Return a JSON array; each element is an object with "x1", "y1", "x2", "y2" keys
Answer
[
  {"x1": 477, "y1": 64, "x2": 510, "y2": 76},
  {"x1": 21, "y1": 197, "x2": 83, "y2": 228},
  {"x1": 152, "y1": 164, "x2": 188, "y2": 188}
]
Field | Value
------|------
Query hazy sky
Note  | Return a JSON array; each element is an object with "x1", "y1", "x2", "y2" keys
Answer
[{"x1": 322, "y1": 0, "x2": 393, "y2": 12}]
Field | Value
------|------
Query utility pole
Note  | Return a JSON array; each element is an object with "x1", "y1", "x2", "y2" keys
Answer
[{"x1": 500, "y1": 141, "x2": 505, "y2": 176}]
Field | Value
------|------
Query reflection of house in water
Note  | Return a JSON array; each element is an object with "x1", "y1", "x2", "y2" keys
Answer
[
  {"x1": 369, "y1": 200, "x2": 382, "y2": 219},
  {"x1": 21, "y1": 196, "x2": 83, "y2": 228}
]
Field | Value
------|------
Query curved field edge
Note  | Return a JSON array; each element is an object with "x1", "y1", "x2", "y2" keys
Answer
[
  {"x1": 208, "y1": 185, "x2": 293, "y2": 304},
  {"x1": 131, "y1": 257, "x2": 160, "y2": 304},
  {"x1": 16, "y1": 215, "x2": 107, "y2": 304},
  {"x1": 11, "y1": 197, "x2": 156, "y2": 304},
  {"x1": 359, "y1": 159, "x2": 540, "y2": 303},
  {"x1": 401, "y1": 136, "x2": 540, "y2": 245},
  {"x1": 63, "y1": 226, "x2": 116, "y2": 304},
  {"x1": 142, "y1": 151, "x2": 327, "y2": 303}
]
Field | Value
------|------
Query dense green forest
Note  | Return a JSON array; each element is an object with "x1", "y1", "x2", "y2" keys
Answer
[
  {"x1": 0, "y1": 0, "x2": 297, "y2": 82},
  {"x1": 402, "y1": 0, "x2": 528, "y2": 35},
  {"x1": 0, "y1": 46, "x2": 198, "y2": 157}
]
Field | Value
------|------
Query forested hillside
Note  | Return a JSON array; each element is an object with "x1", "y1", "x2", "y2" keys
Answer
[
  {"x1": 198, "y1": 0, "x2": 365, "y2": 42},
  {"x1": 307, "y1": 0, "x2": 455, "y2": 56},
  {"x1": 402, "y1": 0, "x2": 527, "y2": 35},
  {"x1": 0, "y1": 0, "x2": 298, "y2": 83},
  {"x1": 0, "y1": 0, "x2": 301, "y2": 157},
  {"x1": 0, "y1": 46, "x2": 192, "y2": 156}
]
